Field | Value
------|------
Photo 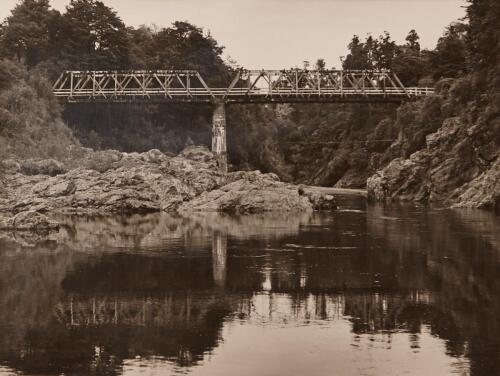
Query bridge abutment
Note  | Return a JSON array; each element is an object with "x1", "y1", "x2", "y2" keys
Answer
[{"x1": 212, "y1": 101, "x2": 228, "y2": 172}]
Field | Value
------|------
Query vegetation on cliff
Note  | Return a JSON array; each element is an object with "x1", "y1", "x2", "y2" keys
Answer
[{"x1": 368, "y1": 0, "x2": 500, "y2": 209}]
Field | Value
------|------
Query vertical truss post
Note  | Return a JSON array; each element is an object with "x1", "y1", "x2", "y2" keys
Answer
[
  {"x1": 295, "y1": 70, "x2": 299, "y2": 95},
  {"x1": 114, "y1": 72, "x2": 117, "y2": 98},
  {"x1": 70, "y1": 72, "x2": 74, "y2": 99},
  {"x1": 212, "y1": 100, "x2": 227, "y2": 173},
  {"x1": 317, "y1": 71, "x2": 321, "y2": 95},
  {"x1": 340, "y1": 70, "x2": 343, "y2": 97}
]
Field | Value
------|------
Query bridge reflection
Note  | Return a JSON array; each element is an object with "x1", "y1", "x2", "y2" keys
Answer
[{"x1": 0, "y1": 206, "x2": 498, "y2": 375}]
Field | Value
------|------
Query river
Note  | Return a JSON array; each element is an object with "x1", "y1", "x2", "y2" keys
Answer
[{"x1": 0, "y1": 196, "x2": 499, "y2": 376}]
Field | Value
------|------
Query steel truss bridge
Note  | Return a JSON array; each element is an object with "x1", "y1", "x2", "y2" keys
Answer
[
  {"x1": 53, "y1": 69, "x2": 432, "y2": 103},
  {"x1": 53, "y1": 69, "x2": 434, "y2": 171}
]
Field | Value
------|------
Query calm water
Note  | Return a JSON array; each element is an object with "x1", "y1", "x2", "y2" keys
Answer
[{"x1": 0, "y1": 196, "x2": 499, "y2": 376}]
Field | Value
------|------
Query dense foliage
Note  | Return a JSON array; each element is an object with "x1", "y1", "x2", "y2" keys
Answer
[{"x1": 0, "y1": 59, "x2": 75, "y2": 161}]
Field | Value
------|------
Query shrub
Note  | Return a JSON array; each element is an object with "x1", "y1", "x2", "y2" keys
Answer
[{"x1": 20, "y1": 159, "x2": 67, "y2": 176}]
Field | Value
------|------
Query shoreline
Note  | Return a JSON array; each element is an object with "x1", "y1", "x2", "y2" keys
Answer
[{"x1": 305, "y1": 186, "x2": 367, "y2": 198}]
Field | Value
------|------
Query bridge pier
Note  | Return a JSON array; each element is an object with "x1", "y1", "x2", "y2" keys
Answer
[{"x1": 212, "y1": 101, "x2": 227, "y2": 173}]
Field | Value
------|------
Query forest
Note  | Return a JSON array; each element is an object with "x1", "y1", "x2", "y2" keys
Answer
[{"x1": 0, "y1": 0, "x2": 498, "y2": 206}]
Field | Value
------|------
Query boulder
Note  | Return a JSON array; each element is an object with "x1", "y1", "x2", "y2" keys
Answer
[
  {"x1": 1, "y1": 159, "x2": 21, "y2": 173},
  {"x1": 179, "y1": 145, "x2": 215, "y2": 163},
  {"x1": 306, "y1": 193, "x2": 338, "y2": 210},
  {"x1": 180, "y1": 171, "x2": 312, "y2": 213},
  {"x1": 140, "y1": 149, "x2": 164, "y2": 163},
  {"x1": 367, "y1": 151, "x2": 431, "y2": 202}
]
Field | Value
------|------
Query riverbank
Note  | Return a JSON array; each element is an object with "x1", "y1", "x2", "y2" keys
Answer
[{"x1": 305, "y1": 186, "x2": 367, "y2": 198}]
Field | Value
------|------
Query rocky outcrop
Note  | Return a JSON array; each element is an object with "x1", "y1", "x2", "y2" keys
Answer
[
  {"x1": 452, "y1": 158, "x2": 500, "y2": 210},
  {"x1": 0, "y1": 146, "x2": 336, "y2": 221},
  {"x1": 1, "y1": 146, "x2": 225, "y2": 215},
  {"x1": 180, "y1": 171, "x2": 312, "y2": 213},
  {"x1": 367, "y1": 115, "x2": 500, "y2": 208},
  {"x1": 367, "y1": 151, "x2": 431, "y2": 203}
]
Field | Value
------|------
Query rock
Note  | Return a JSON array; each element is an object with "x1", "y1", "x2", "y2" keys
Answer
[
  {"x1": 180, "y1": 171, "x2": 312, "y2": 213},
  {"x1": 0, "y1": 210, "x2": 59, "y2": 231},
  {"x1": 83, "y1": 149, "x2": 123, "y2": 172},
  {"x1": 179, "y1": 145, "x2": 215, "y2": 163},
  {"x1": 367, "y1": 115, "x2": 498, "y2": 207},
  {"x1": 452, "y1": 158, "x2": 500, "y2": 210},
  {"x1": 334, "y1": 169, "x2": 368, "y2": 189},
  {"x1": 367, "y1": 152, "x2": 430, "y2": 202},
  {"x1": 33, "y1": 180, "x2": 76, "y2": 197},
  {"x1": 2, "y1": 146, "x2": 224, "y2": 214},
  {"x1": 306, "y1": 193, "x2": 338, "y2": 210},
  {"x1": 2, "y1": 145, "x2": 332, "y2": 215},
  {"x1": 141, "y1": 149, "x2": 164, "y2": 163},
  {"x1": 1, "y1": 159, "x2": 21, "y2": 173}
]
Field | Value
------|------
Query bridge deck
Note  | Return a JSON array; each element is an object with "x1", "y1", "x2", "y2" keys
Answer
[{"x1": 53, "y1": 69, "x2": 434, "y2": 103}]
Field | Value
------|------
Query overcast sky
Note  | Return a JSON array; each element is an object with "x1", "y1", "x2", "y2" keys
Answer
[{"x1": 0, "y1": 0, "x2": 467, "y2": 69}]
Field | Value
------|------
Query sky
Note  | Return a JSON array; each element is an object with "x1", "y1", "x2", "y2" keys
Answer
[{"x1": 0, "y1": 0, "x2": 467, "y2": 69}]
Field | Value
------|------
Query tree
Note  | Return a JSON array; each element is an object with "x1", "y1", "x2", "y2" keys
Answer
[
  {"x1": 59, "y1": 0, "x2": 130, "y2": 69},
  {"x1": 392, "y1": 30, "x2": 426, "y2": 86},
  {"x1": 315, "y1": 58, "x2": 326, "y2": 71},
  {"x1": 392, "y1": 49, "x2": 428, "y2": 86},
  {"x1": 466, "y1": 0, "x2": 500, "y2": 71},
  {"x1": 373, "y1": 31, "x2": 398, "y2": 69},
  {"x1": 152, "y1": 21, "x2": 229, "y2": 84},
  {"x1": 405, "y1": 29, "x2": 421, "y2": 52},
  {"x1": 127, "y1": 25, "x2": 157, "y2": 68},
  {"x1": 343, "y1": 35, "x2": 372, "y2": 70},
  {"x1": 0, "y1": 0, "x2": 60, "y2": 66},
  {"x1": 430, "y1": 22, "x2": 467, "y2": 79}
]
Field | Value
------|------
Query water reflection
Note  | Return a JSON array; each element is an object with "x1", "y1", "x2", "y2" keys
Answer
[{"x1": 0, "y1": 200, "x2": 499, "y2": 375}]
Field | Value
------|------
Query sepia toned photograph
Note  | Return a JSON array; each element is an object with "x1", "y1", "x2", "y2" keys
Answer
[{"x1": 0, "y1": 0, "x2": 499, "y2": 375}]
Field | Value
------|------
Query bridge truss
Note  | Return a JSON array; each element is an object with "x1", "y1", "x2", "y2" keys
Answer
[{"x1": 53, "y1": 69, "x2": 433, "y2": 104}]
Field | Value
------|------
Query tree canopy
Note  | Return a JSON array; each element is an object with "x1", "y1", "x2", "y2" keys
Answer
[
  {"x1": 0, "y1": 0, "x2": 230, "y2": 80},
  {"x1": 0, "y1": 0, "x2": 58, "y2": 66}
]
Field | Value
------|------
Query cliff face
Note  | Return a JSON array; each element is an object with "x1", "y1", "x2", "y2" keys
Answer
[
  {"x1": 366, "y1": 0, "x2": 500, "y2": 210},
  {"x1": 367, "y1": 80, "x2": 500, "y2": 210}
]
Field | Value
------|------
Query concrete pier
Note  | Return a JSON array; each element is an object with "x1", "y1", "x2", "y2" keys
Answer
[{"x1": 212, "y1": 101, "x2": 227, "y2": 172}]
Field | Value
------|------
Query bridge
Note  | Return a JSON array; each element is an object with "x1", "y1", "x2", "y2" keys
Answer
[{"x1": 53, "y1": 69, "x2": 434, "y2": 171}]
